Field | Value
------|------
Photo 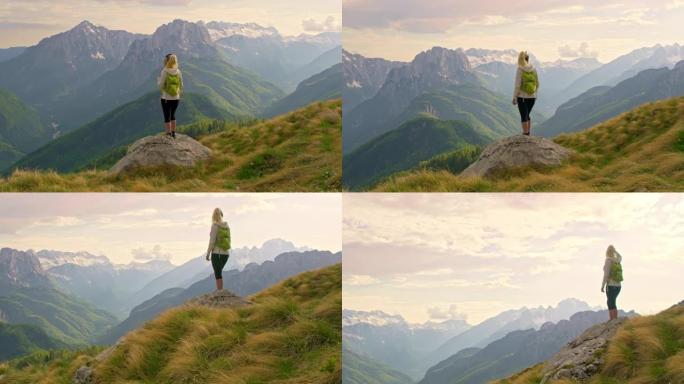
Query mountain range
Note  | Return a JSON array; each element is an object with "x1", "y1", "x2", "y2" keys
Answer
[
  {"x1": 539, "y1": 60, "x2": 684, "y2": 137},
  {"x1": 419, "y1": 309, "x2": 637, "y2": 384},
  {"x1": 342, "y1": 43, "x2": 684, "y2": 190},
  {"x1": 97, "y1": 249, "x2": 342, "y2": 344},
  {"x1": 343, "y1": 299, "x2": 597, "y2": 380},
  {"x1": 0, "y1": 19, "x2": 341, "y2": 175},
  {"x1": 0, "y1": 248, "x2": 118, "y2": 346},
  {"x1": 0, "y1": 264, "x2": 343, "y2": 383}
]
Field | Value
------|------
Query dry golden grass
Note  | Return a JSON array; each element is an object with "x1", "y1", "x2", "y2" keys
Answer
[
  {"x1": 0, "y1": 100, "x2": 342, "y2": 192},
  {"x1": 0, "y1": 265, "x2": 341, "y2": 384},
  {"x1": 374, "y1": 97, "x2": 684, "y2": 192},
  {"x1": 494, "y1": 303, "x2": 684, "y2": 384}
]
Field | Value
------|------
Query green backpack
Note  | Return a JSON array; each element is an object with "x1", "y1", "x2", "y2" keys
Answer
[
  {"x1": 610, "y1": 261, "x2": 623, "y2": 282},
  {"x1": 164, "y1": 73, "x2": 180, "y2": 97},
  {"x1": 215, "y1": 225, "x2": 231, "y2": 251},
  {"x1": 521, "y1": 70, "x2": 538, "y2": 95}
]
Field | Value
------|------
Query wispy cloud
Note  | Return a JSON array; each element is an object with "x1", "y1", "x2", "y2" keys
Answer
[{"x1": 343, "y1": 193, "x2": 684, "y2": 323}]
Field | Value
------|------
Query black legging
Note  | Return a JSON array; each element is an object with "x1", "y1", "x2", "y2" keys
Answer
[
  {"x1": 161, "y1": 99, "x2": 179, "y2": 123},
  {"x1": 606, "y1": 285, "x2": 621, "y2": 310},
  {"x1": 517, "y1": 97, "x2": 536, "y2": 123},
  {"x1": 211, "y1": 253, "x2": 229, "y2": 279}
]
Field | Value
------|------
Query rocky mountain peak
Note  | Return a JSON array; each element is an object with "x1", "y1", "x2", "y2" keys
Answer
[
  {"x1": 0, "y1": 248, "x2": 51, "y2": 289},
  {"x1": 540, "y1": 317, "x2": 629, "y2": 383}
]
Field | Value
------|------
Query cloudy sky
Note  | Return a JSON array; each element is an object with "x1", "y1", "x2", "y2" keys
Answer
[
  {"x1": 0, "y1": 0, "x2": 340, "y2": 47},
  {"x1": 0, "y1": 193, "x2": 341, "y2": 265},
  {"x1": 344, "y1": 0, "x2": 684, "y2": 62},
  {"x1": 343, "y1": 193, "x2": 684, "y2": 325}
]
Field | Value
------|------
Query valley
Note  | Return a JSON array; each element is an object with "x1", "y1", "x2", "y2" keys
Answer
[{"x1": 343, "y1": 44, "x2": 684, "y2": 191}]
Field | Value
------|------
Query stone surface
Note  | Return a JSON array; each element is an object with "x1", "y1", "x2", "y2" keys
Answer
[
  {"x1": 540, "y1": 317, "x2": 628, "y2": 383},
  {"x1": 185, "y1": 289, "x2": 253, "y2": 308},
  {"x1": 460, "y1": 135, "x2": 573, "y2": 179},
  {"x1": 72, "y1": 365, "x2": 93, "y2": 384},
  {"x1": 109, "y1": 134, "x2": 211, "y2": 177}
]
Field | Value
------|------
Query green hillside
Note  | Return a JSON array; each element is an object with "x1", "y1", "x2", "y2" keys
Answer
[
  {"x1": 0, "y1": 99, "x2": 342, "y2": 192},
  {"x1": 374, "y1": 97, "x2": 684, "y2": 192},
  {"x1": 0, "y1": 264, "x2": 342, "y2": 384},
  {"x1": 261, "y1": 63, "x2": 342, "y2": 118},
  {"x1": 0, "y1": 323, "x2": 65, "y2": 361},
  {"x1": 11, "y1": 92, "x2": 234, "y2": 173},
  {"x1": 343, "y1": 347, "x2": 415, "y2": 384},
  {"x1": 391, "y1": 84, "x2": 524, "y2": 140},
  {"x1": 0, "y1": 88, "x2": 49, "y2": 170},
  {"x1": 0, "y1": 288, "x2": 117, "y2": 345},
  {"x1": 343, "y1": 117, "x2": 489, "y2": 190},
  {"x1": 495, "y1": 302, "x2": 684, "y2": 384}
]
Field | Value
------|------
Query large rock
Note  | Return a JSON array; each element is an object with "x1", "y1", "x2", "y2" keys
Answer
[
  {"x1": 540, "y1": 317, "x2": 628, "y2": 383},
  {"x1": 460, "y1": 135, "x2": 573, "y2": 178},
  {"x1": 109, "y1": 134, "x2": 211, "y2": 177},
  {"x1": 186, "y1": 289, "x2": 252, "y2": 308}
]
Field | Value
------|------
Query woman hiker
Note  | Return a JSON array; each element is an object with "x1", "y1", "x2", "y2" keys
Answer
[
  {"x1": 512, "y1": 51, "x2": 539, "y2": 136},
  {"x1": 601, "y1": 245, "x2": 623, "y2": 321},
  {"x1": 157, "y1": 53, "x2": 183, "y2": 138},
  {"x1": 206, "y1": 208, "x2": 231, "y2": 291}
]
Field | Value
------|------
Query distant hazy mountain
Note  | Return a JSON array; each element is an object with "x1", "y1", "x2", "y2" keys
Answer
[
  {"x1": 561, "y1": 44, "x2": 684, "y2": 107},
  {"x1": 0, "y1": 21, "x2": 144, "y2": 118},
  {"x1": 208, "y1": 21, "x2": 341, "y2": 91},
  {"x1": 129, "y1": 238, "x2": 310, "y2": 308},
  {"x1": 11, "y1": 92, "x2": 232, "y2": 173},
  {"x1": 56, "y1": 19, "x2": 283, "y2": 132},
  {"x1": 0, "y1": 47, "x2": 26, "y2": 62},
  {"x1": 419, "y1": 309, "x2": 636, "y2": 384},
  {"x1": 344, "y1": 47, "x2": 479, "y2": 153},
  {"x1": 343, "y1": 346, "x2": 416, "y2": 384},
  {"x1": 38, "y1": 250, "x2": 173, "y2": 318},
  {"x1": 425, "y1": 299, "x2": 595, "y2": 373},
  {"x1": 0, "y1": 88, "x2": 50, "y2": 170},
  {"x1": 97, "y1": 250, "x2": 341, "y2": 344},
  {"x1": 343, "y1": 50, "x2": 405, "y2": 111},
  {"x1": 0, "y1": 248, "x2": 117, "y2": 345},
  {"x1": 343, "y1": 308, "x2": 471, "y2": 379},
  {"x1": 539, "y1": 61, "x2": 684, "y2": 137},
  {"x1": 261, "y1": 63, "x2": 342, "y2": 118},
  {"x1": 469, "y1": 50, "x2": 600, "y2": 115}
]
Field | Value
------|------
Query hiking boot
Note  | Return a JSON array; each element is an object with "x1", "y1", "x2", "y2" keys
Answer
[{"x1": 171, "y1": 131, "x2": 176, "y2": 139}]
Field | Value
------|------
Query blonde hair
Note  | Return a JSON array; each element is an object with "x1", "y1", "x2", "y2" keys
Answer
[
  {"x1": 212, "y1": 208, "x2": 223, "y2": 224},
  {"x1": 606, "y1": 245, "x2": 616, "y2": 258},
  {"x1": 518, "y1": 51, "x2": 530, "y2": 68},
  {"x1": 164, "y1": 53, "x2": 178, "y2": 69}
]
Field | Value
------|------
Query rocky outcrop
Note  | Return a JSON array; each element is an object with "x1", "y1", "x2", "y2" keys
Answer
[
  {"x1": 186, "y1": 289, "x2": 252, "y2": 308},
  {"x1": 109, "y1": 134, "x2": 211, "y2": 177},
  {"x1": 460, "y1": 135, "x2": 573, "y2": 178},
  {"x1": 540, "y1": 317, "x2": 628, "y2": 383}
]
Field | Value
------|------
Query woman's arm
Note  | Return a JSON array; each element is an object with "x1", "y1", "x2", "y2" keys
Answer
[
  {"x1": 513, "y1": 68, "x2": 521, "y2": 101},
  {"x1": 206, "y1": 224, "x2": 217, "y2": 259},
  {"x1": 157, "y1": 70, "x2": 166, "y2": 90},
  {"x1": 602, "y1": 257, "x2": 612, "y2": 290}
]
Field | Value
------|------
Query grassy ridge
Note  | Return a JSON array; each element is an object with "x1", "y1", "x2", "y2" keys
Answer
[
  {"x1": 0, "y1": 99, "x2": 342, "y2": 192},
  {"x1": 374, "y1": 97, "x2": 684, "y2": 192},
  {"x1": 494, "y1": 303, "x2": 684, "y2": 384},
  {"x1": 0, "y1": 264, "x2": 342, "y2": 384}
]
